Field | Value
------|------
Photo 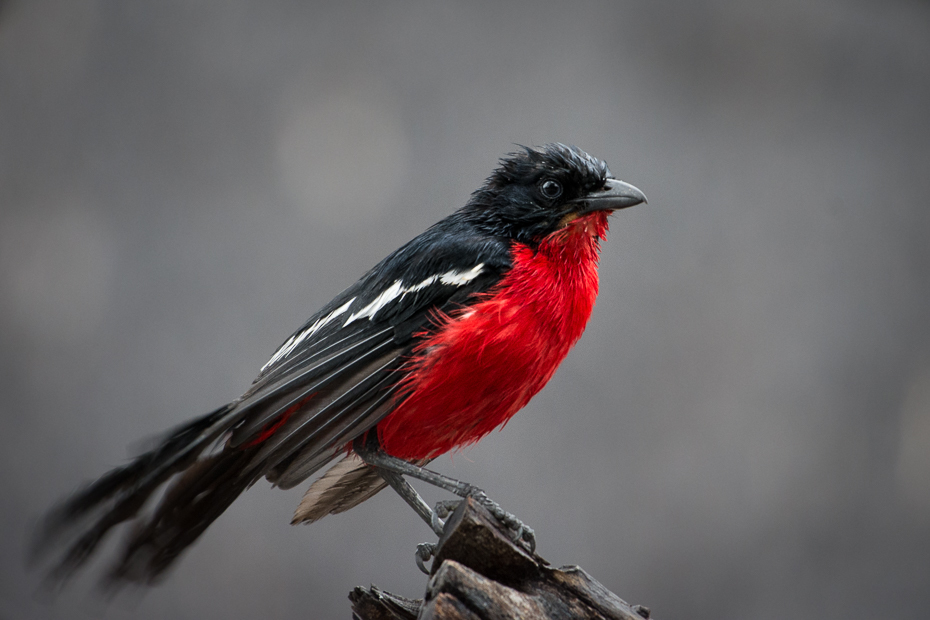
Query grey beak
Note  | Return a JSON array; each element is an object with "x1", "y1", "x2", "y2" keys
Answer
[{"x1": 573, "y1": 178, "x2": 647, "y2": 213}]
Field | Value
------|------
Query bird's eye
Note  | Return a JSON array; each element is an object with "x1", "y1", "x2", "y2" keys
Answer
[{"x1": 539, "y1": 179, "x2": 562, "y2": 199}]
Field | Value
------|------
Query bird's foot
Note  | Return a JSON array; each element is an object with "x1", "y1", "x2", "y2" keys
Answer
[
  {"x1": 415, "y1": 542, "x2": 437, "y2": 575},
  {"x1": 437, "y1": 490, "x2": 537, "y2": 554},
  {"x1": 428, "y1": 499, "x2": 460, "y2": 533},
  {"x1": 416, "y1": 494, "x2": 535, "y2": 574}
]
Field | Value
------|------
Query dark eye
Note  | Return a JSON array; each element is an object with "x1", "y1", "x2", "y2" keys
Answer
[{"x1": 539, "y1": 179, "x2": 562, "y2": 199}]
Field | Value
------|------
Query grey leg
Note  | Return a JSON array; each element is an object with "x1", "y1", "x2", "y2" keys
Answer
[{"x1": 355, "y1": 438, "x2": 536, "y2": 554}]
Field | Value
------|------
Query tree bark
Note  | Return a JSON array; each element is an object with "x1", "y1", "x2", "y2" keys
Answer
[{"x1": 350, "y1": 498, "x2": 653, "y2": 620}]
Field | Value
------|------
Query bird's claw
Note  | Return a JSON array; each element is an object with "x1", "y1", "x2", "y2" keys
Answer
[
  {"x1": 429, "y1": 510, "x2": 444, "y2": 535},
  {"x1": 429, "y1": 499, "x2": 462, "y2": 534},
  {"x1": 417, "y1": 491, "x2": 535, "y2": 573},
  {"x1": 464, "y1": 488, "x2": 536, "y2": 554},
  {"x1": 415, "y1": 542, "x2": 436, "y2": 575},
  {"x1": 520, "y1": 524, "x2": 537, "y2": 553},
  {"x1": 502, "y1": 515, "x2": 536, "y2": 553},
  {"x1": 435, "y1": 499, "x2": 461, "y2": 520}
]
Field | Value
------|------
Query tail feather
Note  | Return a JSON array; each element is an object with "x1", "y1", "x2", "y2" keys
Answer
[
  {"x1": 106, "y1": 449, "x2": 258, "y2": 584},
  {"x1": 32, "y1": 404, "x2": 245, "y2": 586}
]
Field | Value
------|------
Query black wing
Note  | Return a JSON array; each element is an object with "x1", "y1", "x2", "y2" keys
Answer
[
  {"x1": 228, "y1": 220, "x2": 512, "y2": 487},
  {"x1": 33, "y1": 216, "x2": 511, "y2": 585}
]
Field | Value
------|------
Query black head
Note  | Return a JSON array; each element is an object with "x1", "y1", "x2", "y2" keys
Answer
[{"x1": 462, "y1": 143, "x2": 646, "y2": 244}]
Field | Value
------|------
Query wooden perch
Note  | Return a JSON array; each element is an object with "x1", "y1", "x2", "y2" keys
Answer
[{"x1": 350, "y1": 498, "x2": 653, "y2": 620}]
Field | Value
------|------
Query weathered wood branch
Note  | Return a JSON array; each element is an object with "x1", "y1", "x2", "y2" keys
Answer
[{"x1": 350, "y1": 498, "x2": 653, "y2": 620}]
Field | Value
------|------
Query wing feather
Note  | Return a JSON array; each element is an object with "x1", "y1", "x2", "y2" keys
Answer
[
  {"x1": 251, "y1": 346, "x2": 401, "y2": 472},
  {"x1": 230, "y1": 326, "x2": 396, "y2": 446},
  {"x1": 267, "y1": 368, "x2": 402, "y2": 489}
]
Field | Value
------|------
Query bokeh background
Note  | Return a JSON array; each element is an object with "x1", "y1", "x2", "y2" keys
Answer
[{"x1": 2, "y1": 1, "x2": 929, "y2": 618}]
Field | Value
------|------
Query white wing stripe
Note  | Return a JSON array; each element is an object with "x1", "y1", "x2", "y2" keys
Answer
[
  {"x1": 261, "y1": 298, "x2": 355, "y2": 371},
  {"x1": 440, "y1": 264, "x2": 484, "y2": 286},
  {"x1": 343, "y1": 263, "x2": 485, "y2": 326},
  {"x1": 263, "y1": 263, "x2": 486, "y2": 371},
  {"x1": 344, "y1": 280, "x2": 405, "y2": 325}
]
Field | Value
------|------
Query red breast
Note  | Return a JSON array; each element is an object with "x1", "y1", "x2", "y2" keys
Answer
[{"x1": 377, "y1": 211, "x2": 608, "y2": 460}]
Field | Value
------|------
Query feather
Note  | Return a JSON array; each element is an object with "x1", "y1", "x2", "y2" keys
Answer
[{"x1": 291, "y1": 453, "x2": 431, "y2": 524}]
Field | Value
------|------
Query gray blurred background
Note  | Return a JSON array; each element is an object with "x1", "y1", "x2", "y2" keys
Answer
[{"x1": 2, "y1": 1, "x2": 929, "y2": 618}]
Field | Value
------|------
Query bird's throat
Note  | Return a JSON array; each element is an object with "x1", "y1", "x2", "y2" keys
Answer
[{"x1": 542, "y1": 211, "x2": 609, "y2": 262}]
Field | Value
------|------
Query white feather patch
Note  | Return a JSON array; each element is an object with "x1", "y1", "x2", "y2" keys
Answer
[
  {"x1": 439, "y1": 263, "x2": 485, "y2": 286},
  {"x1": 261, "y1": 297, "x2": 355, "y2": 371},
  {"x1": 263, "y1": 264, "x2": 486, "y2": 372},
  {"x1": 343, "y1": 263, "x2": 485, "y2": 326},
  {"x1": 344, "y1": 280, "x2": 405, "y2": 325}
]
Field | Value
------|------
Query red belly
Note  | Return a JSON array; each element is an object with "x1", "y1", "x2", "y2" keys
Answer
[{"x1": 377, "y1": 212, "x2": 607, "y2": 460}]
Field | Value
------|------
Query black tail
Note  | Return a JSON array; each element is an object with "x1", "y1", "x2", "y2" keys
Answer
[{"x1": 32, "y1": 404, "x2": 255, "y2": 587}]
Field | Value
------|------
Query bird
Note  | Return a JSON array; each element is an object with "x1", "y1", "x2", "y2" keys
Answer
[{"x1": 33, "y1": 143, "x2": 646, "y2": 586}]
